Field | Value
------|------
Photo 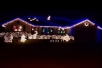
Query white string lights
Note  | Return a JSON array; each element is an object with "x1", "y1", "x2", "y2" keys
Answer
[
  {"x1": 2, "y1": 18, "x2": 35, "y2": 27},
  {"x1": 28, "y1": 18, "x2": 31, "y2": 19},
  {"x1": 97, "y1": 26, "x2": 102, "y2": 30},
  {"x1": 2, "y1": 18, "x2": 102, "y2": 30},
  {"x1": 2, "y1": 32, "x2": 74, "y2": 43},
  {"x1": 20, "y1": 34, "x2": 26, "y2": 42},
  {"x1": 70, "y1": 19, "x2": 95, "y2": 28},
  {"x1": 29, "y1": 17, "x2": 39, "y2": 21},
  {"x1": 84, "y1": 22, "x2": 89, "y2": 26}
]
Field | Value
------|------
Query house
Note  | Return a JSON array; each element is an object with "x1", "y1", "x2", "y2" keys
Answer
[
  {"x1": 2, "y1": 18, "x2": 35, "y2": 33},
  {"x1": 1, "y1": 16, "x2": 102, "y2": 42}
]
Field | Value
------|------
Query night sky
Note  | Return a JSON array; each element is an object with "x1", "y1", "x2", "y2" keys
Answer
[
  {"x1": 0, "y1": 10, "x2": 101, "y2": 68},
  {"x1": 0, "y1": 10, "x2": 102, "y2": 26}
]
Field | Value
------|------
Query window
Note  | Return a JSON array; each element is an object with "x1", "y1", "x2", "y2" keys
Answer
[{"x1": 13, "y1": 25, "x2": 23, "y2": 31}]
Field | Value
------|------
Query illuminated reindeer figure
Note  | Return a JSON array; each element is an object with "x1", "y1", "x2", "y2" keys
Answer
[
  {"x1": 28, "y1": 33, "x2": 32, "y2": 39},
  {"x1": 32, "y1": 30, "x2": 38, "y2": 39},
  {"x1": 20, "y1": 34, "x2": 26, "y2": 42}
]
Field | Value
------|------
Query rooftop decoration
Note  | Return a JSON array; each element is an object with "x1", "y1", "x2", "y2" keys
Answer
[
  {"x1": 1, "y1": 16, "x2": 102, "y2": 30},
  {"x1": 47, "y1": 15, "x2": 51, "y2": 20}
]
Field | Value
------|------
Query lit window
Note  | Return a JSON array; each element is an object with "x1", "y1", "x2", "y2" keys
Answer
[
  {"x1": 58, "y1": 30, "x2": 60, "y2": 33},
  {"x1": 13, "y1": 25, "x2": 23, "y2": 31},
  {"x1": 63, "y1": 31, "x2": 65, "y2": 33},
  {"x1": 42, "y1": 28, "x2": 45, "y2": 32}
]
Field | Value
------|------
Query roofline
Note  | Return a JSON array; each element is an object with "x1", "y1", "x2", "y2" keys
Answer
[
  {"x1": 72, "y1": 19, "x2": 102, "y2": 30},
  {"x1": 1, "y1": 17, "x2": 102, "y2": 30},
  {"x1": 2, "y1": 17, "x2": 37, "y2": 27}
]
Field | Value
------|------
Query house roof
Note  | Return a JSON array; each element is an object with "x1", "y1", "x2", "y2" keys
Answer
[
  {"x1": 23, "y1": 16, "x2": 74, "y2": 26},
  {"x1": 1, "y1": 16, "x2": 102, "y2": 30},
  {"x1": 2, "y1": 18, "x2": 35, "y2": 27}
]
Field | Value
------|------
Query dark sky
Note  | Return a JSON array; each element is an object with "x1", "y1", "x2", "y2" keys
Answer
[{"x1": 0, "y1": 10, "x2": 102, "y2": 26}]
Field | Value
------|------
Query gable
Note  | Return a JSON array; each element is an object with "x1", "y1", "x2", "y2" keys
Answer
[
  {"x1": 2, "y1": 18, "x2": 35, "y2": 27},
  {"x1": 70, "y1": 19, "x2": 95, "y2": 28},
  {"x1": 24, "y1": 16, "x2": 102, "y2": 30},
  {"x1": 69, "y1": 19, "x2": 102, "y2": 30},
  {"x1": 1, "y1": 16, "x2": 102, "y2": 30}
]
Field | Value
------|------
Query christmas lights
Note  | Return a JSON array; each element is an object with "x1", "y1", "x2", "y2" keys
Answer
[
  {"x1": 4, "y1": 34, "x2": 13, "y2": 43},
  {"x1": 29, "y1": 17, "x2": 38, "y2": 21},
  {"x1": 2, "y1": 31, "x2": 75, "y2": 43},
  {"x1": 47, "y1": 15, "x2": 51, "y2": 20},
  {"x1": 70, "y1": 19, "x2": 95, "y2": 28},
  {"x1": 30, "y1": 19, "x2": 33, "y2": 21},
  {"x1": 28, "y1": 18, "x2": 31, "y2": 19},
  {"x1": 32, "y1": 18, "x2": 36, "y2": 20},
  {"x1": 1, "y1": 32, "x2": 74, "y2": 42},
  {"x1": 2, "y1": 18, "x2": 35, "y2": 27},
  {"x1": 32, "y1": 31, "x2": 38, "y2": 39},
  {"x1": 84, "y1": 22, "x2": 89, "y2": 26},
  {"x1": 32, "y1": 28, "x2": 34, "y2": 30},
  {"x1": 20, "y1": 34, "x2": 26, "y2": 42},
  {"x1": 61, "y1": 34, "x2": 71, "y2": 42},
  {"x1": 36, "y1": 19, "x2": 39, "y2": 21},
  {"x1": 97, "y1": 26, "x2": 102, "y2": 30},
  {"x1": 2, "y1": 17, "x2": 102, "y2": 30}
]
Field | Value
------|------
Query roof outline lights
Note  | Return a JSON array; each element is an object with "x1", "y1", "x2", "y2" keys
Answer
[
  {"x1": 2, "y1": 16, "x2": 102, "y2": 30},
  {"x1": 2, "y1": 17, "x2": 36, "y2": 27},
  {"x1": 70, "y1": 19, "x2": 102, "y2": 30},
  {"x1": 24, "y1": 16, "x2": 102, "y2": 29},
  {"x1": 70, "y1": 19, "x2": 95, "y2": 28}
]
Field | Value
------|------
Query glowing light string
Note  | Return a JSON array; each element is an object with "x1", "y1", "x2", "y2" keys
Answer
[
  {"x1": 70, "y1": 19, "x2": 95, "y2": 28},
  {"x1": 84, "y1": 22, "x2": 89, "y2": 26},
  {"x1": 2, "y1": 18, "x2": 35, "y2": 27},
  {"x1": 20, "y1": 34, "x2": 26, "y2": 42},
  {"x1": 24, "y1": 16, "x2": 102, "y2": 29},
  {"x1": 2, "y1": 17, "x2": 102, "y2": 30},
  {"x1": 68, "y1": 19, "x2": 102, "y2": 30},
  {"x1": 47, "y1": 15, "x2": 51, "y2": 20},
  {"x1": 97, "y1": 26, "x2": 102, "y2": 30}
]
